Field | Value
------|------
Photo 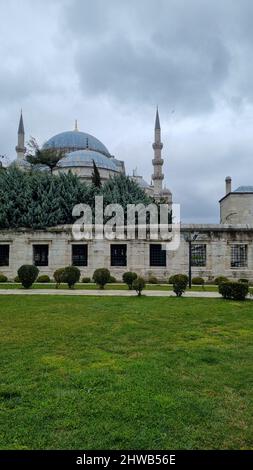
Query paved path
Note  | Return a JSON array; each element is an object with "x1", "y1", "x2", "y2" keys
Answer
[{"x1": 0, "y1": 289, "x2": 223, "y2": 298}]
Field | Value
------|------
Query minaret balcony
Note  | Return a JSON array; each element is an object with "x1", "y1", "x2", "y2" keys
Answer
[
  {"x1": 152, "y1": 158, "x2": 164, "y2": 166},
  {"x1": 15, "y1": 146, "x2": 26, "y2": 153},
  {"x1": 152, "y1": 142, "x2": 163, "y2": 150},
  {"x1": 152, "y1": 174, "x2": 164, "y2": 180}
]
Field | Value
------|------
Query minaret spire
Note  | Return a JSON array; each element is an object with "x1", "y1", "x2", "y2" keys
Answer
[
  {"x1": 152, "y1": 107, "x2": 164, "y2": 198},
  {"x1": 155, "y1": 106, "x2": 160, "y2": 130},
  {"x1": 16, "y1": 110, "x2": 26, "y2": 160}
]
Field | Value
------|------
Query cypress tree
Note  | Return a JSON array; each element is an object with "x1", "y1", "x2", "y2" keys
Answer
[{"x1": 91, "y1": 160, "x2": 102, "y2": 188}]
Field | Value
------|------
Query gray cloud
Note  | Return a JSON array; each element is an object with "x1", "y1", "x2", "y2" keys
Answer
[
  {"x1": 1, "y1": 0, "x2": 253, "y2": 223},
  {"x1": 64, "y1": 0, "x2": 232, "y2": 115}
]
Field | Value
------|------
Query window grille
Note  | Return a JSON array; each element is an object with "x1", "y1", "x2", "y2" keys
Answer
[
  {"x1": 72, "y1": 245, "x2": 88, "y2": 267},
  {"x1": 231, "y1": 245, "x2": 247, "y2": 268},
  {"x1": 0, "y1": 245, "x2": 9, "y2": 266},
  {"x1": 33, "y1": 245, "x2": 49, "y2": 267},
  {"x1": 150, "y1": 244, "x2": 166, "y2": 267},
  {"x1": 111, "y1": 244, "x2": 127, "y2": 266},
  {"x1": 191, "y1": 244, "x2": 206, "y2": 267}
]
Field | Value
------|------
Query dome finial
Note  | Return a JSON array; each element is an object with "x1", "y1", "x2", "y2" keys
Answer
[{"x1": 74, "y1": 119, "x2": 79, "y2": 132}]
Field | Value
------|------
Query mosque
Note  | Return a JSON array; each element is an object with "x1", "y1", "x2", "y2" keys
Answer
[
  {"x1": 0, "y1": 109, "x2": 253, "y2": 282},
  {"x1": 14, "y1": 109, "x2": 172, "y2": 203}
]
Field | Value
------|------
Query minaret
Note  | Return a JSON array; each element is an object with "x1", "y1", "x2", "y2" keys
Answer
[
  {"x1": 152, "y1": 107, "x2": 164, "y2": 197},
  {"x1": 74, "y1": 119, "x2": 79, "y2": 131},
  {"x1": 15, "y1": 110, "x2": 26, "y2": 160}
]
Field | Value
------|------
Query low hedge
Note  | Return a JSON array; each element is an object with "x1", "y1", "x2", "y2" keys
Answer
[
  {"x1": 192, "y1": 277, "x2": 205, "y2": 285},
  {"x1": 219, "y1": 281, "x2": 249, "y2": 301},
  {"x1": 82, "y1": 277, "x2": 91, "y2": 283},
  {"x1": 148, "y1": 275, "x2": 158, "y2": 284},
  {"x1": 37, "y1": 275, "x2": 50, "y2": 283},
  {"x1": 0, "y1": 274, "x2": 8, "y2": 283},
  {"x1": 214, "y1": 276, "x2": 229, "y2": 286}
]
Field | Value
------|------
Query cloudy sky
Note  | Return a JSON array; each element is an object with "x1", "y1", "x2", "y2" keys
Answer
[{"x1": 1, "y1": 0, "x2": 253, "y2": 222}]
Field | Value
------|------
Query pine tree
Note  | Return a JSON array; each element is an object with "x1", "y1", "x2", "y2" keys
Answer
[{"x1": 26, "y1": 137, "x2": 65, "y2": 173}]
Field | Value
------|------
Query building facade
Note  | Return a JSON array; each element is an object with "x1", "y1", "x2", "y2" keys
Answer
[
  {"x1": 1, "y1": 110, "x2": 252, "y2": 282},
  {"x1": 0, "y1": 224, "x2": 253, "y2": 281}
]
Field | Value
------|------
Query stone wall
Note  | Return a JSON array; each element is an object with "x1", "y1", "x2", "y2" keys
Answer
[
  {"x1": 220, "y1": 193, "x2": 253, "y2": 224},
  {"x1": 0, "y1": 224, "x2": 253, "y2": 281}
]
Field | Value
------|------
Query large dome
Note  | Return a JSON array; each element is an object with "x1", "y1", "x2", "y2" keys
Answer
[
  {"x1": 57, "y1": 150, "x2": 119, "y2": 171},
  {"x1": 43, "y1": 130, "x2": 110, "y2": 156}
]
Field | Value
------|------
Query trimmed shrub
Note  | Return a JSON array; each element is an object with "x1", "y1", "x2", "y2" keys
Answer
[
  {"x1": 18, "y1": 265, "x2": 39, "y2": 289},
  {"x1": 62, "y1": 266, "x2": 81, "y2": 289},
  {"x1": 0, "y1": 274, "x2": 8, "y2": 283},
  {"x1": 93, "y1": 268, "x2": 111, "y2": 289},
  {"x1": 168, "y1": 275, "x2": 176, "y2": 284},
  {"x1": 219, "y1": 281, "x2": 248, "y2": 301},
  {"x1": 192, "y1": 277, "x2": 205, "y2": 285},
  {"x1": 171, "y1": 274, "x2": 188, "y2": 297},
  {"x1": 239, "y1": 278, "x2": 249, "y2": 284},
  {"x1": 122, "y1": 271, "x2": 137, "y2": 290},
  {"x1": 14, "y1": 275, "x2": 20, "y2": 283},
  {"x1": 148, "y1": 275, "x2": 158, "y2": 284},
  {"x1": 82, "y1": 277, "x2": 91, "y2": 283},
  {"x1": 214, "y1": 276, "x2": 229, "y2": 286},
  {"x1": 53, "y1": 268, "x2": 65, "y2": 288},
  {"x1": 133, "y1": 277, "x2": 146, "y2": 296},
  {"x1": 109, "y1": 275, "x2": 117, "y2": 283},
  {"x1": 37, "y1": 275, "x2": 50, "y2": 283}
]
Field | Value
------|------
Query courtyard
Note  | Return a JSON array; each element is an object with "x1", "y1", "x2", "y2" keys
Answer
[{"x1": 0, "y1": 296, "x2": 252, "y2": 449}]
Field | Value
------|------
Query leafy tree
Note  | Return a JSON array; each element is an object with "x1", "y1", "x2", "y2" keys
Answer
[
  {"x1": 91, "y1": 160, "x2": 102, "y2": 188},
  {"x1": 133, "y1": 277, "x2": 146, "y2": 296},
  {"x1": 26, "y1": 137, "x2": 65, "y2": 173}
]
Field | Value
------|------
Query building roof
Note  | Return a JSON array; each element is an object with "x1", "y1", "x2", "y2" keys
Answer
[
  {"x1": 43, "y1": 130, "x2": 110, "y2": 156},
  {"x1": 57, "y1": 150, "x2": 119, "y2": 171},
  {"x1": 233, "y1": 186, "x2": 253, "y2": 193}
]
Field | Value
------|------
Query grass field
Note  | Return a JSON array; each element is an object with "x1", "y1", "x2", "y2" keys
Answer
[
  {"x1": 0, "y1": 282, "x2": 252, "y2": 294},
  {"x1": 0, "y1": 282, "x2": 226, "y2": 292},
  {"x1": 0, "y1": 296, "x2": 252, "y2": 450}
]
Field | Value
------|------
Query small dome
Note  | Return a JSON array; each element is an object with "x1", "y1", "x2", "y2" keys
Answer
[
  {"x1": 43, "y1": 130, "x2": 110, "y2": 156},
  {"x1": 57, "y1": 149, "x2": 119, "y2": 171},
  {"x1": 10, "y1": 158, "x2": 31, "y2": 169},
  {"x1": 234, "y1": 186, "x2": 253, "y2": 193}
]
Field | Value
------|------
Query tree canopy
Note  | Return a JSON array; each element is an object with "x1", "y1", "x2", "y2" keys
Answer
[
  {"x1": 0, "y1": 168, "x2": 153, "y2": 229},
  {"x1": 25, "y1": 137, "x2": 65, "y2": 172}
]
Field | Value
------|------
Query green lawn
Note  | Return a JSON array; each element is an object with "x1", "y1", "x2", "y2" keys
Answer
[
  {"x1": 0, "y1": 282, "x2": 252, "y2": 294},
  {"x1": 0, "y1": 296, "x2": 252, "y2": 450},
  {"x1": 0, "y1": 282, "x2": 219, "y2": 292}
]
